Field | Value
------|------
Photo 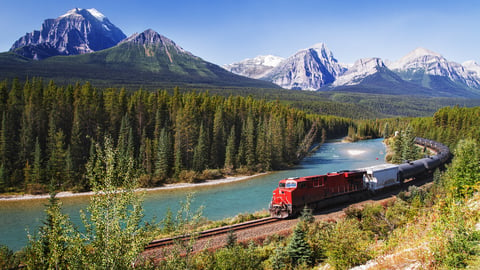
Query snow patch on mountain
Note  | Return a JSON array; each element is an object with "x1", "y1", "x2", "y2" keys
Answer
[
  {"x1": 332, "y1": 58, "x2": 385, "y2": 86},
  {"x1": 223, "y1": 55, "x2": 284, "y2": 79},
  {"x1": 463, "y1": 60, "x2": 480, "y2": 78}
]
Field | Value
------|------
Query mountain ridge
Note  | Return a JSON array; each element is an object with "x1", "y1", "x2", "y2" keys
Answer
[{"x1": 226, "y1": 45, "x2": 480, "y2": 97}]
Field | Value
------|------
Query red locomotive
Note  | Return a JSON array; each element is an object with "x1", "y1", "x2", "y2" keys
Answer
[{"x1": 269, "y1": 171, "x2": 365, "y2": 218}]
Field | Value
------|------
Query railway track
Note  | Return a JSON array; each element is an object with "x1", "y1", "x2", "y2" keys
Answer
[{"x1": 145, "y1": 217, "x2": 280, "y2": 250}]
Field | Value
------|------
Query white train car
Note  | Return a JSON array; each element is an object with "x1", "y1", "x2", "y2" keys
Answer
[{"x1": 362, "y1": 164, "x2": 399, "y2": 191}]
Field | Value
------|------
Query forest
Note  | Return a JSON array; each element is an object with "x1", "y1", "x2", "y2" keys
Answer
[{"x1": 0, "y1": 78, "x2": 354, "y2": 194}]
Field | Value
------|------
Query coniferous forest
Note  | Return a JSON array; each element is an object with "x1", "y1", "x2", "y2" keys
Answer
[{"x1": 0, "y1": 78, "x2": 353, "y2": 194}]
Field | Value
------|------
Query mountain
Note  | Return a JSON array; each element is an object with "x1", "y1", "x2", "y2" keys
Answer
[
  {"x1": 329, "y1": 57, "x2": 440, "y2": 96},
  {"x1": 0, "y1": 29, "x2": 279, "y2": 89},
  {"x1": 10, "y1": 8, "x2": 126, "y2": 60},
  {"x1": 223, "y1": 55, "x2": 284, "y2": 79},
  {"x1": 388, "y1": 48, "x2": 480, "y2": 92},
  {"x1": 332, "y1": 58, "x2": 391, "y2": 87},
  {"x1": 261, "y1": 43, "x2": 346, "y2": 90},
  {"x1": 463, "y1": 60, "x2": 480, "y2": 79}
]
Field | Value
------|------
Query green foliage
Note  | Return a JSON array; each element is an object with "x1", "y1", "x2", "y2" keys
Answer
[
  {"x1": 0, "y1": 245, "x2": 19, "y2": 270},
  {"x1": 323, "y1": 218, "x2": 372, "y2": 270},
  {"x1": 24, "y1": 192, "x2": 84, "y2": 269},
  {"x1": 209, "y1": 242, "x2": 262, "y2": 270},
  {"x1": 445, "y1": 139, "x2": 480, "y2": 198},
  {"x1": 390, "y1": 125, "x2": 422, "y2": 163},
  {"x1": 286, "y1": 222, "x2": 313, "y2": 267},
  {"x1": 80, "y1": 136, "x2": 156, "y2": 269}
]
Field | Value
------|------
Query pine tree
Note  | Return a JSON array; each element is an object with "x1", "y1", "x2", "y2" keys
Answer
[
  {"x1": 47, "y1": 130, "x2": 67, "y2": 189},
  {"x1": 155, "y1": 128, "x2": 172, "y2": 181},
  {"x1": 286, "y1": 222, "x2": 313, "y2": 266},
  {"x1": 211, "y1": 106, "x2": 226, "y2": 168},
  {"x1": 193, "y1": 123, "x2": 209, "y2": 172},
  {"x1": 31, "y1": 137, "x2": 43, "y2": 185},
  {"x1": 224, "y1": 126, "x2": 236, "y2": 170}
]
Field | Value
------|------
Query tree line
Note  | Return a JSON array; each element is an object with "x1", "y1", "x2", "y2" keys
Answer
[{"x1": 0, "y1": 78, "x2": 353, "y2": 193}]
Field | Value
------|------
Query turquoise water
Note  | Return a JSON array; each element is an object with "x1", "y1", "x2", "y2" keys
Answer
[{"x1": 0, "y1": 138, "x2": 386, "y2": 251}]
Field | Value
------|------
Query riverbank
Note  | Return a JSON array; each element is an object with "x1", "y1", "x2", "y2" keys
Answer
[{"x1": 0, "y1": 173, "x2": 268, "y2": 201}]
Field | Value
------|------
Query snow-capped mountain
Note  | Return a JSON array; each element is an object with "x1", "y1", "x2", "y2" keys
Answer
[
  {"x1": 10, "y1": 8, "x2": 126, "y2": 60},
  {"x1": 463, "y1": 60, "x2": 480, "y2": 79},
  {"x1": 332, "y1": 58, "x2": 387, "y2": 86},
  {"x1": 223, "y1": 55, "x2": 284, "y2": 79},
  {"x1": 388, "y1": 47, "x2": 480, "y2": 89},
  {"x1": 261, "y1": 43, "x2": 346, "y2": 90}
]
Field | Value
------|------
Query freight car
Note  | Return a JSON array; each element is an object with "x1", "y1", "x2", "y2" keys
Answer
[{"x1": 269, "y1": 137, "x2": 450, "y2": 218}]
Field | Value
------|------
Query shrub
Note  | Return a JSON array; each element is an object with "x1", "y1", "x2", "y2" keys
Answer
[
  {"x1": 178, "y1": 170, "x2": 200, "y2": 183},
  {"x1": 201, "y1": 169, "x2": 223, "y2": 180},
  {"x1": 324, "y1": 218, "x2": 372, "y2": 270}
]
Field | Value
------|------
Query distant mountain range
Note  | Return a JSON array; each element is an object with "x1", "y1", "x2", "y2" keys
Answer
[
  {"x1": 3, "y1": 8, "x2": 480, "y2": 97},
  {"x1": 225, "y1": 45, "x2": 480, "y2": 98}
]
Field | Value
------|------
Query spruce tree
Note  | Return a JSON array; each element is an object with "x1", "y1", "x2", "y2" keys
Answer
[
  {"x1": 193, "y1": 123, "x2": 209, "y2": 172},
  {"x1": 286, "y1": 222, "x2": 313, "y2": 266},
  {"x1": 155, "y1": 128, "x2": 172, "y2": 181},
  {"x1": 224, "y1": 126, "x2": 236, "y2": 170},
  {"x1": 211, "y1": 106, "x2": 226, "y2": 168}
]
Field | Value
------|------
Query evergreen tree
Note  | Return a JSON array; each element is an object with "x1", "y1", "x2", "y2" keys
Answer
[
  {"x1": 155, "y1": 128, "x2": 172, "y2": 181},
  {"x1": 211, "y1": 106, "x2": 226, "y2": 168},
  {"x1": 193, "y1": 123, "x2": 209, "y2": 172},
  {"x1": 401, "y1": 126, "x2": 419, "y2": 161},
  {"x1": 47, "y1": 130, "x2": 67, "y2": 189},
  {"x1": 286, "y1": 222, "x2": 313, "y2": 266},
  {"x1": 31, "y1": 137, "x2": 43, "y2": 185},
  {"x1": 224, "y1": 126, "x2": 236, "y2": 170}
]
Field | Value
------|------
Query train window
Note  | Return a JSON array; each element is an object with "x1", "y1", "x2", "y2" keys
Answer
[
  {"x1": 313, "y1": 177, "x2": 325, "y2": 187},
  {"x1": 299, "y1": 183, "x2": 306, "y2": 188},
  {"x1": 286, "y1": 180, "x2": 297, "y2": 188},
  {"x1": 279, "y1": 183, "x2": 285, "y2": 188}
]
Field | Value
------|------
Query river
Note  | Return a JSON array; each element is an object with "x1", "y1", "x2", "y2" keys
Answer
[{"x1": 0, "y1": 138, "x2": 386, "y2": 251}]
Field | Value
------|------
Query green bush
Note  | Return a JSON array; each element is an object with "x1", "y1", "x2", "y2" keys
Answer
[
  {"x1": 178, "y1": 170, "x2": 201, "y2": 183},
  {"x1": 324, "y1": 218, "x2": 372, "y2": 270}
]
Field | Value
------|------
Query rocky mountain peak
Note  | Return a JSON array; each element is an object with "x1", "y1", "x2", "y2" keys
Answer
[
  {"x1": 332, "y1": 58, "x2": 387, "y2": 87},
  {"x1": 10, "y1": 8, "x2": 126, "y2": 60},
  {"x1": 261, "y1": 43, "x2": 345, "y2": 90},
  {"x1": 120, "y1": 29, "x2": 192, "y2": 57}
]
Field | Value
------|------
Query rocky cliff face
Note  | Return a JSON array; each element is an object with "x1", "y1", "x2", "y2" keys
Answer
[
  {"x1": 261, "y1": 43, "x2": 345, "y2": 90},
  {"x1": 10, "y1": 8, "x2": 126, "y2": 60}
]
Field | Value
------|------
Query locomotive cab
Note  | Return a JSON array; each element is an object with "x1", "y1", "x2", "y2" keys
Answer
[{"x1": 269, "y1": 178, "x2": 298, "y2": 218}]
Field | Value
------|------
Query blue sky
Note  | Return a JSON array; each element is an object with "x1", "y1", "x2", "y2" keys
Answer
[{"x1": 1, "y1": 0, "x2": 479, "y2": 65}]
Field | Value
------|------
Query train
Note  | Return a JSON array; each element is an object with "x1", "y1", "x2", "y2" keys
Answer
[{"x1": 269, "y1": 137, "x2": 450, "y2": 218}]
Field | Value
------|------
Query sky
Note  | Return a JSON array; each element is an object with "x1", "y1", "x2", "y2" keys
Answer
[{"x1": 0, "y1": 0, "x2": 479, "y2": 66}]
